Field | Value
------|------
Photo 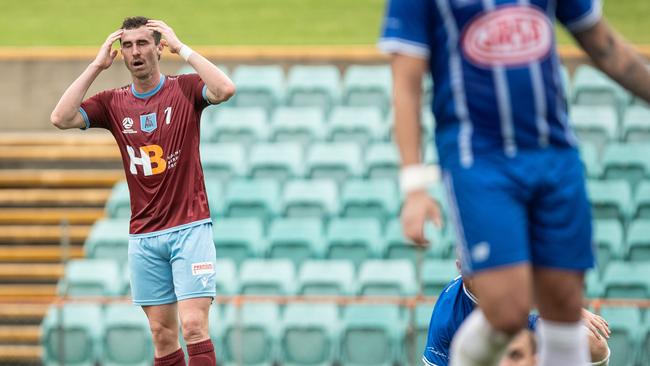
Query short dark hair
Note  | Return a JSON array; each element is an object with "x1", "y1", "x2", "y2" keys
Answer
[{"x1": 121, "y1": 16, "x2": 161, "y2": 44}]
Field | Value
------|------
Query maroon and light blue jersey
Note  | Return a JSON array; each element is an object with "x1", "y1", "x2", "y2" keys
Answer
[
  {"x1": 80, "y1": 74, "x2": 213, "y2": 236},
  {"x1": 379, "y1": 0, "x2": 602, "y2": 167}
]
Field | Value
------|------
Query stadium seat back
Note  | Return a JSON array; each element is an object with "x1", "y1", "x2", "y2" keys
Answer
[
  {"x1": 633, "y1": 182, "x2": 650, "y2": 219},
  {"x1": 281, "y1": 303, "x2": 339, "y2": 366},
  {"x1": 622, "y1": 105, "x2": 650, "y2": 143},
  {"x1": 306, "y1": 143, "x2": 363, "y2": 184},
  {"x1": 59, "y1": 259, "x2": 122, "y2": 297},
  {"x1": 84, "y1": 218, "x2": 129, "y2": 262},
  {"x1": 626, "y1": 220, "x2": 650, "y2": 262},
  {"x1": 358, "y1": 259, "x2": 417, "y2": 296},
  {"x1": 282, "y1": 179, "x2": 339, "y2": 219},
  {"x1": 231, "y1": 65, "x2": 285, "y2": 111},
  {"x1": 211, "y1": 107, "x2": 268, "y2": 144},
  {"x1": 41, "y1": 304, "x2": 103, "y2": 366},
  {"x1": 102, "y1": 303, "x2": 152, "y2": 366},
  {"x1": 327, "y1": 106, "x2": 386, "y2": 145},
  {"x1": 599, "y1": 306, "x2": 642, "y2": 366},
  {"x1": 248, "y1": 142, "x2": 304, "y2": 183},
  {"x1": 267, "y1": 218, "x2": 325, "y2": 267},
  {"x1": 297, "y1": 260, "x2": 356, "y2": 296},
  {"x1": 214, "y1": 258, "x2": 238, "y2": 295},
  {"x1": 223, "y1": 179, "x2": 281, "y2": 222},
  {"x1": 343, "y1": 65, "x2": 392, "y2": 113},
  {"x1": 602, "y1": 143, "x2": 650, "y2": 190},
  {"x1": 270, "y1": 106, "x2": 326, "y2": 144},
  {"x1": 340, "y1": 179, "x2": 399, "y2": 221},
  {"x1": 384, "y1": 219, "x2": 446, "y2": 262},
  {"x1": 105, "y1": 181, "x2": 130, "y2": 218},
  {"x1": 200, "y1": 143, "x2": 247, "y2": 183},
  {"x1": 222, "y1": 303, "x2": 279, "y2": 365},
  {"x1": 421, "y1": 260, "x2": 460, "y2": 296},
  {"x1": 603, "y1": 262, "x2": 650, "y2": 299},
  {"x1": 593, "y1": 219, "x2": 624, "y2": 274},
  {"x1": 587, "y1": 180, "x2": 631, "y2": 223},
  {"x1": 570, "y1": 105, "x2": 618, "y2": 152},
  {"x1": 212, "y1": 218, "x2": 265, "y2": 266},
  {"x1": 365, "y1": 143, "x2": 399, "y2": 179},
  {"x1": 239, "y1": 259, "x2": 296, "y2": 295},
  {"x1": 326, "y1": 218, "x2": 383, "y2": 268},
  {"x1": 287, "y1": 65, "x2": 341, "y2": 111}
]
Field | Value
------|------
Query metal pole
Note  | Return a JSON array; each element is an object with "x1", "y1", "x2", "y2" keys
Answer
[{"x1": 57, "y1": 219, "x2": 70, "y2": 366}]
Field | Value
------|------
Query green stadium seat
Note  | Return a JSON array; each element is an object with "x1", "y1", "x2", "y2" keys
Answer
[
  {"x1": 209, "y1": 107, "x2": 269, "y2": 144},
  {"x1": 222, "y1": 303, "x2": 280, "y2": 366},
  {"x1": 306, "y1": 143, "x2": 363, "y2": 184},
  {"x1": 105, "y1": 181, "x2": 130, "y2": 218},
  {"x1": 267, "y1": 218, "x2": 325, "y2": 266},
  {"x1": 282, "y1": 179, "x2": 339, "y2": 219},
  {"x1": 102, "y1": 303, "x2": 152, "y2": 366},
  {"x1": 212, "y1": 218, "x2": 265, "y2": 266},
  {"x1": 280, "y1": 303, "x2": 340, "y2": 366},
  {"x1": 286, "y1": 65, "x2": 341, "y2": 111},
  {"x1": 632, "y1": 181, "x2": 650, "y2": 219},
  {"x1": 58, "y1": 259, "x2": 122, "y2": 297},
  {"x1": 340, "y1": 179, "x2": 399, "y2": 221},
  {"x1": 424, "y1": 141, "x2": 439, "y2": 165},
  {"x1": 231, "y1": 65, "x2": 285, "y2": 111},
  {"x1": 41, "y1": 303, "x2": 103, "y2": 366},
  {"x1": 626, "y1": 219, "x2": 650, "y2": 262},
  {"x1": 239, "y1": 259, "x2": 296, "y2": 295},
  {"x1": 602, "y1": 143, "x2": 650, "y2": 189},
  {"x1": 340, "y1": 304, "x2": 405, "y2": 366},
  {"x1": 248, "y1": 142, "x2": 304, "y2": 183},
  {"x1": 570, "y1": 105, "x2": 619, "y2": 152},
  {"x1": 421, "y1": 259, "x2": 459, "y2": 296},
  {"x1": 584, "y1": 269, "x2": 602, "y2": 298},
  {"x1": 208, "y1": 304, "x2": 225, "y2": 364},
  {"x1": 342, "y1": 65, "x2": 391, "y2": 114},
  {"x1": 571, "y1": 64, "x2": 632, "y2": 110},
  {"x1": 326, "y1": 218, "x2": 383, "y2": 268},
  {"x1": 593, "y1": 219, "x2": 624, "y2": 275},
  {"x1": 223, "y1": 179, "x2": 281, "y2": 222},
  {"x1": 599, "y1": 306, "x2": 642, "y2": 366},
  {"x1": 384, "y1": 219, "x2": 447, "y2": 262},
  {"x1": 297, "y1": 260, "x2": 356, "y2": 296},
  {"x1": 204, "y1": 177, "x2": 224, "y2": 218},
  {"x1": 364, "y1": 142, "x2": 399, "y2": 179},
  {"x1": 84, "y1": 218, "x2": 129, "y2": 263},
  {"x1": 408, "y1": 303, "x2": 434, "y2": 366},
  {"x1": 579, "y1": 142, "x2": 602, "y2": 179},
  {"x1": 602, "y1": 261, "x2": 650, "y2": 298},
  {"x1": 422, "y1": 75, "x2": 433, "y2": 107},
  {"x1": 200, "y1": 143, "x2": 248, "y2": 183},
  {"x1": 327, "y1": 106, "x2": 386, "y2": 145},
  {"x1": 639, "y1": 317, "x2": 650, "y2": 366},
  {"x1": 560, "y1": 64, "x2": 571, "y2": 98},
  {"x1": 587, "y1": 180, "x2": 632, "y2": 223},
  {"x1": 270, "y1": 106, "x2": 326, "y2": 144},
  {"x1": 358, "y1": 259, "x2": 417, "y2": 296},
  {"x1": 214, "y1": 258, "x2": 238, "y2": 295},
  {"x1": 622, "y1": 105, "x2": 650, "y2": 142}
]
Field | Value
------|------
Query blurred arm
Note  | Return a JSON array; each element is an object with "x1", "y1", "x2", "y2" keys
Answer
[
  {"x1": 50, "y1": 64, "x2": 102, "y2": 129},
  {"x1": 186, "y1": 52, "x2": 236, "y2": 104},
  {"x1": 573, "y1": 18, "x2": 650, "y2": 104}
]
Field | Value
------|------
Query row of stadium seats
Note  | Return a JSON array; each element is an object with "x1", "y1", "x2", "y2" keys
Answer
[
  {"x1": 59, "y1": 254, "x2": 650, "y2": 301},
  {"x1": 105, "y1": 176, "x2": 650, "y2": 226},
  {"x1": 40, "y1": 300, "x2": 650, "y2": 366},
  {"x1": 41, "y1": 300, "x2": 440, "y2": 366},
  {"x1": 58, "y1": 258, "x2": 457, "y2": 298}
]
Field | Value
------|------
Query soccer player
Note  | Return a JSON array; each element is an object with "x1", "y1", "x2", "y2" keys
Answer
[
  {"x1": 379, "y1": 0, "x2": 650, "y2": 364},
  {"x1": 50, "y1": 16, "x2": 235, "y2": 366},
  {"x1": 422, "y1": 265, "x2": 610, "y2": 366}
]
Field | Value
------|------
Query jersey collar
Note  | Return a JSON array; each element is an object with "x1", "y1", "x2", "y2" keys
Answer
[
  {"x1": 462, "y1": 283, "x2": 479, "y2": 305},
  {"x1": 131, "y1": 74, "x2": 165, "y2": 99}
]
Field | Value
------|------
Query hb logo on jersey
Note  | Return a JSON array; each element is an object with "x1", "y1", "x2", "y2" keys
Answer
[{"x1": 127, "y1": 145, "x2": 167, "y2": 176}]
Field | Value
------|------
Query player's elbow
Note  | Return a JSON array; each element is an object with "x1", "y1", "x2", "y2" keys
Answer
[
  {"x1": 50, "y1": 112, "x2": 66, "y2": 130},
  {"x1": 220, "y1": 81, "x2": 236, "y2": 101}
]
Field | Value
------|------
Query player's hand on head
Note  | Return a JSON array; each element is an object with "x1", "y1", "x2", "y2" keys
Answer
[
  {"x1": 146, "y1": 20, "x2": 183, "y2": 54},
  {"x1": 92, "y1": 29, "x2": 123, "y2": 70},
  {"x1": 401, "y1": 190, "x2": 443, "y2": 246}
]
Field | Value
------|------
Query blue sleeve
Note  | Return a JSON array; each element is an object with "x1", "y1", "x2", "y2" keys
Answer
[
  {"x1": 378, "y1": 0, "x2": 431, "y2": 59},
  {"x1": 527, "y1": 314, "x2": 539, "y2": 331},
  {"x1": 556, "y1": 0, "x2": 602, "y2": 33}
]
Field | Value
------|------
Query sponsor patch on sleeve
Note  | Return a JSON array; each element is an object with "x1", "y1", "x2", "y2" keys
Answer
[{"x1": 191, "y1": 262, "x2": 215, "y2": 276}]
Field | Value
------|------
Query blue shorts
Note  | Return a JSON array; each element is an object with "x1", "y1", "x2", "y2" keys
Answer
[
  {"x1": 128, "y1": 221, "x2": 217, "y2": 306},
  {"x1": 441, "y1": 147, "x2": 594, "y2": 275}
]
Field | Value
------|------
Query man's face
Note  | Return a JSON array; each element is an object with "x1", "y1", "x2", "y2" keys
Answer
[
  {"x1": 498, "y1": 331, "x2": 537, "y2": 366},
  {"x1": 120, "y1": 27, "x2": 162, "y2": 79}
]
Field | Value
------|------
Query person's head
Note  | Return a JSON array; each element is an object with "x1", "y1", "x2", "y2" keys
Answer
[
  {"x1": 120, "y1": 16, "x2": 163, "y2": 79},
  {"x1": 498, "y1": 330, "x2": 537, "y2": 366}
]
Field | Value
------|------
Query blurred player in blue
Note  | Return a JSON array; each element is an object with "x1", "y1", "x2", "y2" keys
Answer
[
  {"x1": 379, "y1": 0, "x2": 650, "y2": 365},
  {"x1": 423, "y1": 261, "x2": 610, "y2": 366}
]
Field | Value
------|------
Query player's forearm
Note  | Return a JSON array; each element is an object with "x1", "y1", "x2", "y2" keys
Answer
[
  {"x1": 51, "y1": 63, "x2": 102, "y2": 128},
  {"x1": 392, "y1": 56, "x2": 425, "y2": 167},
  {"x1": 575, "y1": 19, "x2": 650, "y2": 104},
  {"x1": 186, "y1": 51, "x2": 235, "y2": 103}
]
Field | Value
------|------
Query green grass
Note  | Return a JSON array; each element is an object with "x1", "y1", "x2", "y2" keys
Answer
[{"x1": 0, "y1": 0, "x2": 648, "y2": 46}]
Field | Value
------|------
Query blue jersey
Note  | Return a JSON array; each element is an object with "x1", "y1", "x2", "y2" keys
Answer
[
  {"x1": 379, "y1": 0, "x2": 602, "y2": 167},
  {"x1": 423, "y1": 276, "x2": 539, "y2": 366}
]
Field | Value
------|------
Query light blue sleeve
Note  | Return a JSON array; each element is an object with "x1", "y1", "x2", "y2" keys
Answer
[{"x1": 378, "y1": 0, "x2": 431, "y2": 59}]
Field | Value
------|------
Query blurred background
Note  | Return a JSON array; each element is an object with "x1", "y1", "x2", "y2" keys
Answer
[{"x1": 0, "y1": 0, "x2": 649, "y2": 365}]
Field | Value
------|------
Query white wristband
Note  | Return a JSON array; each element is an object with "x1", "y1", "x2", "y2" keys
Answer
[
  {"x1": 399, "y1": 164, "x2": 439, "y2": 194},
  {"x1": 179, "y1": 44, "x2": 194, "y2": 62}
]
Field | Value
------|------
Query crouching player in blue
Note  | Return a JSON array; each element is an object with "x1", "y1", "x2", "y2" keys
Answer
[
  {"x1": 422, "y1": 263, "x2": 610, "y2": 366},
  {"x1": 379, "y1": 0, "x2": 650, "y2": 365}
]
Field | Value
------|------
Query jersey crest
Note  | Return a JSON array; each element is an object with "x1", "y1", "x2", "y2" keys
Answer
[
  {"x1": 140, "y1": 112, "x2": 158, "y2": 133},
  {"x1": 461, "y1": 5, "x2": 553, "y2": 68}
]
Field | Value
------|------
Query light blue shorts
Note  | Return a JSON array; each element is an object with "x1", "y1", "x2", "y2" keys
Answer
[{"x1": 128, "y1": 221, "x2": 217, "y2": 306}]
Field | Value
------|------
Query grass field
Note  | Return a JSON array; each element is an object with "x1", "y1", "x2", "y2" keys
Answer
[{"x1": 0, "y1": 0, "x2": 649, "y2": 46}]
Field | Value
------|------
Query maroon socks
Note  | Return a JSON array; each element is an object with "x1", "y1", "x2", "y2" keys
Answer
[
  {"x1": 154, "y1": 348, "x2": 186, "y2": 366},
  {"x1": 187, "y1": 339, "x2": 217, "y2": 366}
]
